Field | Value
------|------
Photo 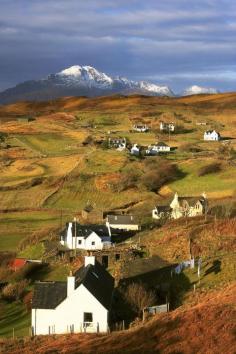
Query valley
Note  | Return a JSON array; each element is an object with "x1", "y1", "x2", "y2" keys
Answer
[{"x1": 0, "y1": 93, "x2": 235, "y2": 352}]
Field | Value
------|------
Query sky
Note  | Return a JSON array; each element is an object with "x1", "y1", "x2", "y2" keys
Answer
[{"x1": 0, "y1": 0, "x2": 236, "y2": 93}]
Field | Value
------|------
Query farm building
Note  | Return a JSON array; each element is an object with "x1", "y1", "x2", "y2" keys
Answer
[
  {"x1": 204, "y1": 130, "x2": 221, "y2": 141},
  {"x1": 160, "y1": 121, "x2": 175, "y2": 132},
  {"x1": 146, "y1": 142, "x2": 170, "y2": 155},
  {"x1": 106, "y1": 214, "x2": 139, "y2": 233},
  {"x1": 152, "y1": 193, "x2": 208, "y2": 220},
  {"x1": 108, "y1": 137, "x2": 126, "y2": 150},
  {"x1": 31, "y1": 256, "x2": 114, "y2": 335},
  {"x1": 60, "y1": 222, "x2": 111, "y2": 250},
  {"x1": 81, "y1": 205, "x2": 103, "y2": 222},
  {"x1": 130, "y1": 144, "x2": 141, "y2": 156},
  {"x1": 133, "y1": 124, "x2": 149, "y2": 132}
]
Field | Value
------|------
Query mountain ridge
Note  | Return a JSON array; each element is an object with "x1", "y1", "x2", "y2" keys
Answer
[{"x1": 0, "y1": 65, "x2": 220, "y2": 104}]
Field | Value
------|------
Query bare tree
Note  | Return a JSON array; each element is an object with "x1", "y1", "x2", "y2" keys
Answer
[{"x1": 123, "y1": 282, "x2": 156, "y2": 316}]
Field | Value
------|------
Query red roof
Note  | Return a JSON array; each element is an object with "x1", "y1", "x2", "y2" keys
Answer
[{"x1": 10, "y1": 258, "x2": 27, "y2": 270}]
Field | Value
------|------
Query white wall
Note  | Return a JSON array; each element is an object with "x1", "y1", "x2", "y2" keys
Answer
[
  {"x1": 32, "y1": 284, "x2": 109, "y2": 335},
  {"x1": 60, "y1": 225, "x2": 110, "y2": 250},
  {"x1": 106, "y1": 221, "x2": 139, "y2": 231}
]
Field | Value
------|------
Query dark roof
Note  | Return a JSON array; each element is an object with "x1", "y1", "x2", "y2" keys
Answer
[
  {"x1": 155, "y1": 205, "x2": 172, "y2": 212},
  {"x1": 83, "y1": 205, "x2": 94, "y2": 213},
  {"x1": 178, "y1": 196, "x2": 207, "y2": 206},
  {"x1": 74, "y1": 261, "x2": 114, "y2": 310},
  {"x1": 32, "y1": 281, "x2": 67, "y2": 309},
  {"x1": 205, "y1": 130, "x2": 219, "y2": 134},
  {"x1": 107, "y1": 214, "x2": 138, "y2": 225},
  {"x1": 156, "y1": 142, "x2": 169, "y2": 147},
  {"x1": 61, "y1": 222, "x2": 109, "y2": 239},
  {"x1": 32, "y1": 261, "x2": 114, "y2": 310}
]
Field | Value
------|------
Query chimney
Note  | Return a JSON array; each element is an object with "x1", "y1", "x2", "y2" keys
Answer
[
  {"x1": 85, "y1": 256, "x2": 95, "y2": 267},
  {"x1": 67, "y1": 270, "x2": 75, "y2": 297}
]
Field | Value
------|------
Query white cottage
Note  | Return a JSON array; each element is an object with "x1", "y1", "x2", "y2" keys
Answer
[
  {"x1": 133, "y1": 124, "x2": 149, "y2": 132},
  {"x1": 204, "y1": 130, "x2": 220, "y2": 141},
  {"x1": 130, "y1": 144, "x2": 141, "y2": 156},
  {"x1": 60, "y1": 222, "x2": 111, "y2": 250},
  {"x1": 106, "y1": 214, "x2": 139, "y2": 234},
  {"x1": 31, "y1": 256, "x2": 114, "y2": 335},
  {"x1": 152, "y1": 193, "x2": 208, "y2": 220},
  {"x1": 146, "y1": 142, "x2": 170, "y2": 155},
  {"x1": 160, "y1": 121, "x2": 175, "y2": 132}
]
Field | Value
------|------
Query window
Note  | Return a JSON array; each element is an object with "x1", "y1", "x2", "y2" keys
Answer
[
  {"x1": 78, "y1": 240, "x2": 82, "y2": 245},
  {"x1": 91, "y1": 241, "x2": 95, "y2": 246},
  {"x1": 84, "y1": 312, "x2": 93, "y2": 323},
  {"x1": 115, "y1": 253, "x2": 120, "y2": 261}
]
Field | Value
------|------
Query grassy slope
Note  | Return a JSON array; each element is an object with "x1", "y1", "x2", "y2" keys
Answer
[{"x1": 1, "y1": 282, "x2": 235, "y2": 354}]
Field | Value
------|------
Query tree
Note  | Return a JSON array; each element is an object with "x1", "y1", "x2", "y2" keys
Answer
[
  {"x1": 0, "y1": 132, "x2": 8, "y2": 145},
  {"x1": 122, "y1": 282, "x2": 156, "y2": 316}
]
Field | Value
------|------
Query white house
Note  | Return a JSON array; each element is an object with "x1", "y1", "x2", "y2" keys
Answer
[
  {"x1": 133, "y1": 124, "x2": 149, "y2": 132},
  {"x1": 130, "y1": 144, "x2": 141, "y2": 156},
  {"x1": 152, "y1": 205, "x2": 172, "y2": 219},
  {"x1": 60, "y1": 222, "x2": 111, "y2": 250},
  {"x1": 146, "y1": 142, "x2": 171, "y2": 155},
  {"x1": 31, "y1": 256, "x2": 114, "y2": 335},
  {"x1": 160, "y1": 121, "x2": 175, "y2": 132},
  {"x1": 204, "y1": 130, "x2": 220, "y2": 141},
  {"x1": 152, "y1": 193, "x2": 208, "y2": 220},
  {"x1": 108, "y1": 137, "x2": 126, "y2": 151},
  {"x1": 106, "y1": 214, "x2": 139, "y2": 234}
]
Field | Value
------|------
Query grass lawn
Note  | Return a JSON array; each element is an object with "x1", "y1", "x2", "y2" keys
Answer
[
  {"x1": 168, "y1": 158, "x2": 236, "y2": 197},
  {"x1": 0, "y1": 210, "x2": 72, "y2": 252},
  {"x1": 0, "y1": 301, "x2": 30, "y2": 338},
  {"x1": 15, "y1": 133, "x2": 79, "y2": 156}
]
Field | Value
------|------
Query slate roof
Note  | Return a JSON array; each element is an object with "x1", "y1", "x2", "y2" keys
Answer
[
  {"x1": 156, "y1": 142, "x2": 169, "y2": 147},
  {"x1": 178, "y1": 196, "x2": 207, "y2": 206},
  {"x1": 74, "y1": 261, "x2": 114, "y2": 310},
  {"x1": 32, "y1": 261, "x2": 114, "y2": 310},
  {"x1": 83, "y1": 205, "x2": 94, "y2": 213},
  {"x1": 107, "y1": 214, "x2": 138, "y2": 225},
  {"x1": 155, "y1": 205, "x2": 172, "y2": 212},
  {"x1": 32, "y1": 281, "x2": 67, "y2": 309},
  {"x1": 61, "y1": 222, "x2": 109, "y2": 239}
]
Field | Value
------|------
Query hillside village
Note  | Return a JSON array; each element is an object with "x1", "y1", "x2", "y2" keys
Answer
[{"x1": 0, "y1": 94, "x2": 235, "y2": 352}]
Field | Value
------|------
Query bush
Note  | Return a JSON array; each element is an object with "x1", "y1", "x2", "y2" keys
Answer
[
  {"x1": 142, "y1": 159, "x2": 180, "y2": 192},
  {"x1": 198, "y1": 163, "x2": 221, "y2": 176},
  {"x1": 122, "y1": 283, "x2": 156, "y2": 316},
  {"x1": 2, "y1": 279, "x2": 29, "y2": 301}
]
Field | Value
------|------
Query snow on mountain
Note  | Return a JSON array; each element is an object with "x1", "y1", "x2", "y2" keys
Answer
[
  {"x1": 57, "y1": 65, "x2": 113, "y2": 89},
  {"x1": 183, "y1": 85, "x2": 219, "y2": 96},
  {"x1": 55, "y1": 65, "x2": 173, "y2": 96}
]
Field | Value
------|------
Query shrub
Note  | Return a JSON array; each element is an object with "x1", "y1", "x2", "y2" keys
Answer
[
  {"x1": 2, "y1": 279, "x2": 29, "y2": 301},
  {"x1": 142, "y1": 159, "x2": 180, "y2": 192},
  {"x1": 122, "y1": 283, "x2": 156, "y2": 316},
  {"x1": 198, "y1": 163, "x2": 221, "y2": 176}
]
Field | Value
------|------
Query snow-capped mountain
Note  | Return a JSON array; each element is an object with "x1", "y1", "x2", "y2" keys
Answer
[
  {"x1": 0, "y1": 65, "x2": 174, "y2": 104},
  {"x1": 182, "y1": 85, "x2": 219, "y2": 96}
]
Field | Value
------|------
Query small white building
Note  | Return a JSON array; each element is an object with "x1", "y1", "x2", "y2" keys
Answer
[
  {"x1": 106, "y1": 214, "x2": 139, "y2": 234},
  {"x1": 108, "y1": 137, "x2": 126, "y2": 151},
  {"x1": 146, "y1": 142, "x2": 170, "y2": 155},
  {"x1": 60, "y1": 222, "x2": 111, "y2": 250},
  {"x1": 152, "y1": 205, "x2": 172, "y2": 219},
  {"x1": 133, "y1": 124, "x2": 149, "y2": 132},
  {"x1": 130, "y1": 144, "x2": 141, "y2": 156},
  {"x1": 204, "y1": 130, "x2": 220, "y2": 141},
  {"x1": 31, "y1": 256, "x2": 114, "y2": 335},
  {"x1": 160, "y1": 121, "x2": 175, "y2": 132}
]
